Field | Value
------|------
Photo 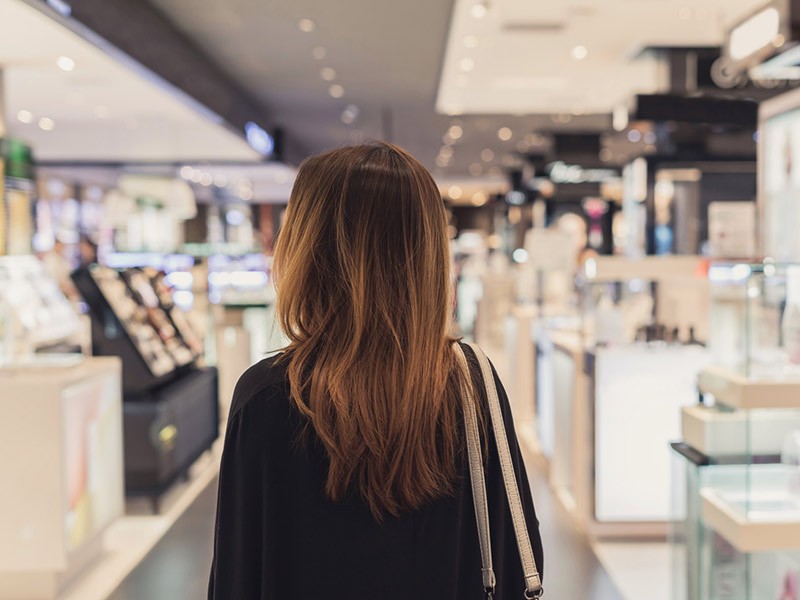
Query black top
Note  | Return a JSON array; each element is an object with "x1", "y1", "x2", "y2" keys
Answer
[{"x1": 208, "y1": 344, "x2": 544, "y2": 600}]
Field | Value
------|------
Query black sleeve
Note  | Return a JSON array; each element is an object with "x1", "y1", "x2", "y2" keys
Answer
[{"x1": 208, "y1": 398, "x2": 274, "y2": 599}]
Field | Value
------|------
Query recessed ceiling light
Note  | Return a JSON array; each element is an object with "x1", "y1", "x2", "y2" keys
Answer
[
  {"x1": 190, "y1": 169, "x2": 203, "y2": 183},
  {"x1": 459, "y1": 57, "x2": 475, "y2": 72},
  {"x1": 436, "y1": 155, "x2": 451, "y2": 168},
  {"x1": 497, "y1": 127, "x2": 513, "y2": 141},
  {"x1": 329, "y1": 84, "x2": 344, "y2": 98},
  {"x1": 200, "y1": 172, "x2": 213, "y2": 186},
  {"x1": 299, "y1": 18, "x2": 316, "y2": 32},
  {"x1": 448, "y1": 185, "x2": 463, "y2": 200},
  {"x1": 240, "y1": 188, "x2": 254, "y2": 201},
  {"x1": 443, "y1": 133, "x2": 455, "y2": 145},
  {"x1": 341, "y1": 105, "x2": 359, "y2": 124},
  {"x1": 439, "y1": 146, "x2": 454, "y2": 159},
  {"x1": 16, "y1": 110, "x2": 33, "y2": 124},
  {"x1": 469, "y1": 163, "x2": 483, "y2": 176},
  {"x1": 56, "y1": 56, "x2": 75, "y2": 71},
  {"x1": 94, "y1": 105, "x2": 110, "y2": 119},
  {"x1": 472, "y1": 191, "x2": 487, "y2": 206},
  {"x1": 448, "y1": 125, "x2": 463, "y2": 139},
  {"x1": 463, "y1": 35, "x2": 479, "y2": 48},
  {"x1": 471, "y1": 3, "x2": 487, "y2": 18},
  {"x1": 38, "y1": 117, "x2": 55, "y2": 131},
  {"x1": 571, "y1": 45, "x2": 588, "y2": 60},
  {"x1": 179, "y1": 166, "x2": 194, "y2": 179},
  {"x1": 481, "y1": 148, "x2": 495, "y2": 162},
  {"x1": 313, "y1": 46, "x2": 327, "y2": 59},
  {"x1": 321, "y1": 67, "x2": 336, "y2": 81},
  {"x1": 627, "y1": 129, "x2": 642, "y2": 143},
  {"x1": 214, "y1": 174, "x2": 229, "y2": 187}
]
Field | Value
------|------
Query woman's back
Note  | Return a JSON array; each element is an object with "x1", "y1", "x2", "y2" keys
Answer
[{"x1": 209, "y1": 346, "x2": 542, "y2": 599}]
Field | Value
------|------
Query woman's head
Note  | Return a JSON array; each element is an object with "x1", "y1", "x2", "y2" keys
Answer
[{"x1": 274, "y1": 141, "x2": 464, "y2": 519}]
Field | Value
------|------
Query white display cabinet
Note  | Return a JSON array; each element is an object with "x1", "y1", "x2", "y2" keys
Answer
[{"x1": 0, "y1": 356, "x2": 124, "y2": 599}]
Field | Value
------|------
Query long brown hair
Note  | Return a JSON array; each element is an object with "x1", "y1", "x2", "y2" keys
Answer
[{"x1": 273, "y1": 141, "x2": 468, "y2": 519}]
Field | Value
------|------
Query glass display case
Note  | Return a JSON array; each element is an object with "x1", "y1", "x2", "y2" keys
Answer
[{"x1": 672, "y1": 262, "x2": 800, "y2": 599}]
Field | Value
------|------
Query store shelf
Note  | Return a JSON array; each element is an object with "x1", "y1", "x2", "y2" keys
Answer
[
  {"x1": 700, "y1": 488, "x2": 800, "y2": 552},
  {"x1": 681, "y1": 405, "x2": 800, "y2": 457},
  {"x1": 698, "y1": 365, "x2": 800, "y2": 409}
]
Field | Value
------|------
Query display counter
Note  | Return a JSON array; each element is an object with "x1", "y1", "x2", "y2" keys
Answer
[{"x1": 0, "y1": 356, "x2": 123, "y2": 600}]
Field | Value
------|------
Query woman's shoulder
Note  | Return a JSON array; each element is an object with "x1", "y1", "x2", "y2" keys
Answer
[{"x1": 228, "y1": 353, "x2": 291, "y2": 422}]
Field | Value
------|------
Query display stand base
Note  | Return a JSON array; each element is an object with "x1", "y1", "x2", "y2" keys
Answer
[{"x1": 0, "y1": 534, "x2": 104, "y2": 600}]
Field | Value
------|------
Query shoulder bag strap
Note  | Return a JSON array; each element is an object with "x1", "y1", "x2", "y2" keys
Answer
[
  {"x1": 453, "y1": 343, "x2": 496, "y2": 597},
  {"x1": 457, "y1": 342, "x2": 544, "y2": 599}
]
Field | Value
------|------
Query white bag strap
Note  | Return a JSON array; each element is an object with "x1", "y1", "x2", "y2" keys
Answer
[
  {"x1": 455, "y1": 342, "x2": 544, "y2": 599},
  {"x1": 453, "y1": 343, "x2": 496, "y2": 596}
]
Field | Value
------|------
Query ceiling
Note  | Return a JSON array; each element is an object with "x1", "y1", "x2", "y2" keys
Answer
[
  {"x1": 147, "y1": 0, "x2": 767, "y2": 183},
  {"x1": 0, "y1": 0, "x2": 262, "y2": 163},
  {"x1": 438, "y1": 0, "x2": 765, "y2": 115}
]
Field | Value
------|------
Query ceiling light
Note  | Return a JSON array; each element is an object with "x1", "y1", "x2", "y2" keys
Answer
[
  {"x1": 448, "y1": 185, "x2": 463, "y2": 200},
  {"x1": 299, "y1": 18, "x2": 316, "y2": 32},
  {"x1": 448, "y1": 125, "x2": 463, "y2": 140},
  {"x1": 471, "y1": 3, "x2": 487, "y2": 18},
  {"x1": 571, "y1": 45, "x2": 588, "y2": 61},
  {"x1": 443, "y1": 133, "x2": 455, "y2": 145},
  {"x1": 94, "y1": 105, "x2": 110, "y2": 119},
  {"x1": 436, "y1": 155, "x2": 451, "y2": 168},
  {"x1": 190, "y1": 169, "x2": 203, "y2": 183},
  {"x1": 38, "y1": 117, "x2": 55, "y2": 131},
  {"x1": 200, "y1": 172, "x2": 213, "y2": 186},
  {"x1": 214, "y1": 174, "x2": 229, "y2": 187},
  {"x1": 729, "y1": 7, "x2": 780, "y2": 61},
  {"x1": 481, "y1": 148, "x2": 495, "y2": 162},
  {"x1": 240, "y1": 189, "x2": 254, "y2": 201},
  {"x1": 627, "y1": 129, "x2": 642, "y2": 143},
  {"x1": 16, "y1": 110, "x2": 33, "y2": 124},
  {"x1": 56, "y1": 55, "x2": 75, "y2": 71},
  {"x1": 179, "y1": 166, "x2": 194, "y2": 179},
  {"x1": 329, "y1": 84, "x2": 345, "y2": 98},
  {"x1": 321, "y1": 67, "x2": 336, "y2": 81},
  {"x1": 439, "y1": 146, "x2": 454, "y2": 159},
  {"x1": 313, "y1": 46, "x2": 327, "y2": 60},
  {"x1": 463, "y1": 35, "x2": 479, "y2": 48},
  {"x1": 469, "y1": 163, "x2": 483, "y2": 176},
  {"x1": 459, "y1": 57, "x2": 475, "y2": 72},
  {"x1": 472, "y1": 191, "x2": 487, "y2": 206},
  {"x1": 497, "y1": 127, "x2": 513, "y2": 141},
  {"x1": 341, "y1": 104, "x2": 359, "y2": 124}
]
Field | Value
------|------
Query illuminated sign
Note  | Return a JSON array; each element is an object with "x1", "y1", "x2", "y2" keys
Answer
[{"x1": 244, "y1": 121, "x2": 275, "y2": 157}]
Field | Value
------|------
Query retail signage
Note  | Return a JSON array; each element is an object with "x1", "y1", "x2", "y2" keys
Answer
[
  {"x1": 547, "y1": 161, "x2": 617, "y2": 184},
  {"x1": 244, "y1": 121, "x2": 274, "y2": 157}
]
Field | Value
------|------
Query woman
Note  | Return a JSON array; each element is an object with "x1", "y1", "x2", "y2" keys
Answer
[{"x1": 209, "y1": 142, "x2": 544, "y2": 599}]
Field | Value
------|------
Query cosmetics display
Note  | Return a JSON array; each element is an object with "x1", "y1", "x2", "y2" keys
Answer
[
  {"x1": 0, "y1": 256, "x2": 81, "y2": 359},
  {"x1": 72, "y1": 265, "x2": 218, "y2": 505}
]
